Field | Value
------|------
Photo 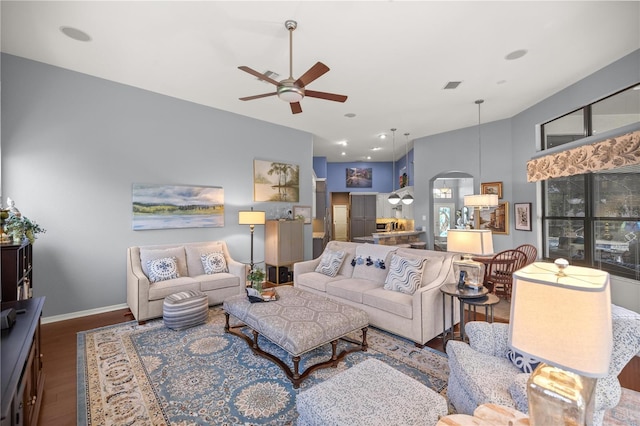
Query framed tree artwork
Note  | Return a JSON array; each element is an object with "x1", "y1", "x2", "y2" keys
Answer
[{"x1": 514, "y1": 202, "x2": 532, "y2": 231}]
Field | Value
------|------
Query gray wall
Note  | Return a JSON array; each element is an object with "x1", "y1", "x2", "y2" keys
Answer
[
  {"x1": 412, "y1": 49, "x2": 640, "y2": 311},
  {"x1": 1, "y1": 54, "x2": 314, "y2": 317}
]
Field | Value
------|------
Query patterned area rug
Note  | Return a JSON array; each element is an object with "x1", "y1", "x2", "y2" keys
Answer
[{"x1": 77, "y1": 307, "x2": 449, "y2": 425}]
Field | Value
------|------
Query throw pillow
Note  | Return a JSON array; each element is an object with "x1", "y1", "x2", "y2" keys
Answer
[
  {"x1": 146, "y1": 257, "x2": 180, "y2": 283},
  {"x1": 383, "y1": 254, "x2": 427, "y2": 295},
  {"x1": 506, "y1": 349, "x2": 541, "y2": 374},
  {"x1": 201, "y1": 252, "x2": 228, "y2": 274},
  {"x1": 315, "y1": 250, "x2": 346, "y2": 277}
]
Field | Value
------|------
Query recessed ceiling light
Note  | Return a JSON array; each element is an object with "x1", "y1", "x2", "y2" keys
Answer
[
  {"x1": 443, "y1": 81, "x2": 462, "y2": 90},
  {"x1": 505, "y1": 49, "x2": 527, "y2": 60},
  {"x1": 344, "y1": 113, "x2": 356, "y2": 118},
  {"x1": 366, "y1": 156, "x2": 371, "y2": 160},
  {"x1": 60, "y1": 26, "x2": 92, "y2": 42},
  {"x1": 379, "y1": 134, "x2": 387, "y2": 139},
  {"x1": 371, "y1": 147, "x2": 382, "y2": 151},
  {"x1": 338, "y1": 140, "x2": 347, "y2": 146},
  {"x1": 341, "y1": 152, "x2": 346, "y2": 156}
]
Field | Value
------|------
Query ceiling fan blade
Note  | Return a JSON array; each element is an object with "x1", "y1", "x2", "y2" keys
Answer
[
  {"x1": 295, "y1": 62, "x2": 330, "y2": 87},
  {"x1": 290, "y1": 102, "x2": 302, "y2": 114},
  {"x1": 239, "y1": 92, "x2": 277, "y2": 101},
  {"x1": 238, "y1": 66, "x2": 280, "y2": 86},
  {"x1": 305, "y1": 90, "x2": 348, "y2": 103}
]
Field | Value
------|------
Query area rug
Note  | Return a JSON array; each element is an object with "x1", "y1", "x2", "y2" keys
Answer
[{"x1": 77, "y1": 307, "x2": 449, "y2": 425}]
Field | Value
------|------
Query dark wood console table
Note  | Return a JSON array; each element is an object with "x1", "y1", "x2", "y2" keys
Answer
[{"x1": 1, "y1": 297, "x2": 45, "y2": 426}]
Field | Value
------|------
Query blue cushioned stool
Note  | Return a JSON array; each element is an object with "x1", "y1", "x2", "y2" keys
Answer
[{"x1": 163, "y1": 290, "x2": 208, "y2": 330}]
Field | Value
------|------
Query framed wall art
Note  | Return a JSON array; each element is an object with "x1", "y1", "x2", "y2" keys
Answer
[
  {"x1": 132, "y1": 183, "x2": 224, "y2": 230},
  {"x1": 253, "y1": 159, "x2": 300, "y2": 202},
  {"x1": 481, "y1": 181, "x2": 503, "y2": 199},
  {"x1": 346, "y1": 167, "x2": 372, "y2": 188},
  {"x1": 477, "y1": 201, "x2": 509, "y2": 235},
  {"x1": 514, "y1": 202, "x2": 532, "y2": 231},
  {"x1": 293, "y1": 205, "x2": 312, "y2": 224}
]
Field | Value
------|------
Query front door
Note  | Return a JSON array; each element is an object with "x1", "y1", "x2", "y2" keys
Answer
[{"x1": 333, "y1": 205, "x2": 348, "y2": 241}]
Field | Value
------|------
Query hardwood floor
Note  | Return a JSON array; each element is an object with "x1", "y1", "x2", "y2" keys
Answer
[{"x1": 39, "y1": 307, "x2": 640, "y2": 426}]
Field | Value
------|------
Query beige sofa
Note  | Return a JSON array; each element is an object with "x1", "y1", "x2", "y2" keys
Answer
[
  {"x1": 293, "y1": 241, "x2": 460, "y2": 346},
  {"x1": 127, "y1": 241, "x2": 246, "y2": 323}
]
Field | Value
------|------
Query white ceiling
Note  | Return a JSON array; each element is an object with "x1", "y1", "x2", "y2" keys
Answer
[{"x1": 2, "y1": 1, "x2": 639, "y2": 162}]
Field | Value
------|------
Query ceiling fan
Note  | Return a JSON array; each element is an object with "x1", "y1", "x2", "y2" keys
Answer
[{"x1": 238, "y1": 20, "x2": 348, "y2": 114}]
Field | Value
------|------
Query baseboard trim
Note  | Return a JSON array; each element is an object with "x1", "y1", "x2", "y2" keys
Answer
[{"x1": 41, "y1": 303, "x2": 129, "y2": 324}]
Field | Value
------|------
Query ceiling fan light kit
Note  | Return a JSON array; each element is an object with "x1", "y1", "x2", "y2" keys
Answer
[{"x1": 238, "y1": 20, "x2": 348, "y2": 114}]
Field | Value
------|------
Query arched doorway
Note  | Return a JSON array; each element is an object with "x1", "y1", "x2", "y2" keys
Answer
[{"x1": 430, "y1": 172, "x2": 473, "y2": 251}]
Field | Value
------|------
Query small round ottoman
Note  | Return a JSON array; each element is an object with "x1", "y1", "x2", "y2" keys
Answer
[{"x1": 163, "y1": 290, "x2": 208, "y2": 330}]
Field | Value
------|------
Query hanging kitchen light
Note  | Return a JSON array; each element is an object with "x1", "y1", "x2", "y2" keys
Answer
[
  {"x1": 388, "y1": 128, "x2": 401, "y2": 205},
  {"x1": 464, "y1": 99, "x2": 498, "y2": 209},
  {"x1": 401, "y1": 132, "x2": 414, "y2": 205}
]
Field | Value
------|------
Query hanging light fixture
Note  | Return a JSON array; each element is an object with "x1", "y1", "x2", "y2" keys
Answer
[
  {"x1": 388, "y1": 128, "x2": 401, "y2": 205},
  {"x1": 401, "y1": 132, "x2": 414, "y2": 205},
  {"x1": 464, "y1": 99, "x2": 498, "y2": 209}
]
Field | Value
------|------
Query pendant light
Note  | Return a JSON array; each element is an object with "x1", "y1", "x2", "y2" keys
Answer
[
  {"x1": 464, "y1": 99, "x2": 498, "y2": 209},
  {"x1": 401, "y1": 132, "x2": 414, "y2": 205},
  {"x1": 388, "y1": 128, "x2": 401, "y2": 205}
]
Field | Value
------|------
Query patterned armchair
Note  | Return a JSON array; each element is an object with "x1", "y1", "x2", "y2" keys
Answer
[{"x1": 446, "y1": 305, "x2": 640, "y2": 425}]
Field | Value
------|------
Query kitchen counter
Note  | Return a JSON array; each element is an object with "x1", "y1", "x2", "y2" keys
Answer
[{"x1": 372, "y1": 230, "x2": 426, "y2": 246}]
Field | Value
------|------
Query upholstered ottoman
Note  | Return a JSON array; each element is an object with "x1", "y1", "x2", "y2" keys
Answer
[
  {"x1": 296, "y1": 358, "x2": 448, "y2": 426},
  {"x1": 163, "y1": 290, "x2": 208, "y2": 330}
]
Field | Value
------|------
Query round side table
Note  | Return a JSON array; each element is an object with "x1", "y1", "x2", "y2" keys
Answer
[
  {"x1": 462, "y1": 293, "x2": 501, "y2": 323},
  {"x1": 440, "y1": 283, "x2": 488, "y2": 345}
]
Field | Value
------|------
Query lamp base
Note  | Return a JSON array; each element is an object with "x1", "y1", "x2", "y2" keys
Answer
[
  {"x1": 527, "y1": 363, "x2": 596, "y2": 426},
  {"x1": 453, "y1": 255, "x2": 485, "y2": 289}
]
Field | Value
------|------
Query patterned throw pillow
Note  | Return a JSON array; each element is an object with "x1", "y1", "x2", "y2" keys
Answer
[
  {"x1": 146, "y1": 257, "x2": 180, "y2": 283},
  {"x1": 383, "y1": 254, "x2": 427, "y2": 295},
  {"x1": 315, "y1": 250, "x2": 346, "y2": 277},
  {"x1": 506, "y1": 349, "x2": 541, "y2": 373},
  {"x1": 201, "y1": 252, "x2": 228, "y2": 274}
]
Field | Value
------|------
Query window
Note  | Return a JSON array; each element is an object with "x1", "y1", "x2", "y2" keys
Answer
[{"x1": 541, "y1": 84, "x2": 640, "y2": 280}]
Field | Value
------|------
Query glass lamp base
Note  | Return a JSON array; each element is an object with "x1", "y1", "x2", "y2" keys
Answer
[
  {"x1": 453, "y1": 255, "x2": 485, "y2": 288},
  {"x1": 527, "y1": 363, "x2": 596, "y2": 426}
]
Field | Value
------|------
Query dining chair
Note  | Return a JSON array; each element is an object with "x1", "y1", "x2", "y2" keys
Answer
[
  {"x1": 515, "y1": 243, "x2": 538, "y2": 265},
  {"x1": 483, "y1": 249, "x2": 527, "y2": 300}
]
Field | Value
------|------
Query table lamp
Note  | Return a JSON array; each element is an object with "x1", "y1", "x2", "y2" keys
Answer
[
  {"x1": 508, "y1": 259, "x2": 612, "y2": 426},
  {"x1": 447, "y1": 229, "x2": 494, "y2": 289},
  {"x1": 238, "y1": 207, "x2": 265, "y2": 272}
]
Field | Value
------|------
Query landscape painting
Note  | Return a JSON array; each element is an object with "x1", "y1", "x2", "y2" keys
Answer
[
  {"x1": 132, "y1": 184, "x2": 224, "y2": 230},
  {"x1": 253, "y1": 159, "x2": 300, "y2": 202},
  {"x1": 346, "y1": 167, "x2": 373, "y2": 188}
]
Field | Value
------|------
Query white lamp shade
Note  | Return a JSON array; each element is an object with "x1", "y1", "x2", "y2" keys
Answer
[
  {"x1": 388, "y1": 193, "x2": 401, "y2": 204},
  {"x1": 464, "y1": 194, "x2": 499, "y2": 208},
  {"x1": 238, "y1": 210, "x2": 266, "y2": 225},
  {"x1": 508, "y1": 262, "x2": 612, "y2": 378},
  {"x1": 447, "y1": 229, "x2": 494, "y2": 255},
  {"x1": 401, "y1": 194, "x2": 414, "y2": 205}
]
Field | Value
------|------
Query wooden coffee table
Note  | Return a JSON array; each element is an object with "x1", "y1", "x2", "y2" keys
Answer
[{"x1": 223, "y1": 285, "x2": 369, "y2": 388}]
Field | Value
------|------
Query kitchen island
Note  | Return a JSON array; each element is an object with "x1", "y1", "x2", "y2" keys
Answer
[{"x1": 372, "y1": 230, "x2": 426, "y2": 246}]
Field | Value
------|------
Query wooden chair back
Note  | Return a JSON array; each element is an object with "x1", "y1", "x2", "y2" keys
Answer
[
  {"x1": 484, "y1": 249, "x2": 527, "y2": 300},
  {"x1": 515, "y1": 243, "x2": 538, "y2": 265}
]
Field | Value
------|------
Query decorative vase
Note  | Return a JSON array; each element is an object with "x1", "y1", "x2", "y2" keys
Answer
[{"x1": 26, "y1": 230, "x2": 35, "y2": 244}]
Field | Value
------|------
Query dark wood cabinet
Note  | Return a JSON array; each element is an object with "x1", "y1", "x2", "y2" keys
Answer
[
  {"x1": 1, "y1": 297, "x2": 45, "y2": 426},
  {"x1": 315, "y1": 179, "x2": 326, "y2": 220},
  {"x1": 1, "y1": 240, "x2": 33, "y2": 302},
  {"x1": 349, "y1": 194, "x2": 377, "y2": 239}
]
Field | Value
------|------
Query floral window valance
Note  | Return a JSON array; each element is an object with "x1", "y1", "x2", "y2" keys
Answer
[{"x1": 527, "y1": 129, "x2": 640, "y2": 182}]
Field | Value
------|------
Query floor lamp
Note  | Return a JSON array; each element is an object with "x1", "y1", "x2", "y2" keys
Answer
[
  {"x1": 508, "y1": 260, "x2": 612, "y2": 425},
  {"x1": 238, "y1": 208, "x2": 265, "y2": 272}
]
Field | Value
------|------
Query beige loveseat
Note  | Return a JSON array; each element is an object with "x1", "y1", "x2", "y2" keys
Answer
[
  {"x1": 127, "y1": 241, "x2": 246, "y2": 323},
  {"x1": 293, "y1": 241, "x2": 460, "y2": 346}
]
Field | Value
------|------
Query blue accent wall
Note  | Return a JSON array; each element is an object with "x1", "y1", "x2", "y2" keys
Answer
[
  {"x1": 313, "y1": 157, "x2": 328, "y2": 179},
  {"x1": 326, "y1": 162, "x2": 394, "y2": 193}
]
